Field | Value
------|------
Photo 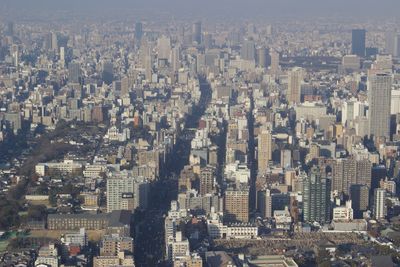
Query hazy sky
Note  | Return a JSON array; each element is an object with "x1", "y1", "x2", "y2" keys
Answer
[{"x1": 1, "y1": 0, "x2": 399, "y2": 21}]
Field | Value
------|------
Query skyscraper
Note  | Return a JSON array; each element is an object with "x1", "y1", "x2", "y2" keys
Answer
[
  {"x1": 367, "y1": 73, "x2": 392, "y2": 139},
  {"x1": 350, "y1": 184, "x2": 370, "y2": 218},
  {"x1": 257, "y1": 189, "x2": 272, "y2": 218},
  {"x1": 303, "y1": 166, "x2": 331, "y2": 224},
  {"x1": 199, "y1": 166, "x2": 216, "y2": 196},
  {"x1": 102, "y1": 61, "x2": 114, "y2": 85},
  {"x1": 192, "y1": 21, "x2": 202, "y2": 45},
  {"x1": 157, "y1": 35, "x2": 171, "y2": 60},
  {"x1": 224, "y1": 186, "x2": 249, "y2": 223},
  {"x1": 352, "y1": 29, "x2": 366, "y2": 57},
  {"x1": 256, "y1": 47, "x2": 270, "y2": 68},
  {"x1": 121, "y1": 76, "x2": 129, "y2": 96},
  {"x1": 373, "y1": 188, "x2": 386, "y2": 220},
  {"x1": 332, "y1": 158, "x2": 372, "y2": 195},
  {"x1": 385, "y1": 31, "x2": 400, "y2": 57},
  {"x1": 287, "y1": 67, "x2": 303, "y2": 104},
  {"x1": 241, "y1": 40, "x2": 255, "y2": 61},
  {"x1": 171, "y1": 46, "x2": 180, "y2": 72},
  {"x1": 258, "y1": 130, "x2": 272, "y2": 175},
  {"x1": 6, "y1": 21, "x2": 14, "y2": 36},
  {"x1": 51, "y1": 32, "x2": 58, "y2": 52},
  {"x1": 107, "y1": 176, "x2": 149, "y2": 212},
  {"x1": 135, "y1": 22, "x2": 143, "y2": 45},
  {"x1": 68, "y1": 62, "x2": 82, "y2": 84},
  {"x1": 270, "y1": 49, "x2": 280, "y2": 74}
]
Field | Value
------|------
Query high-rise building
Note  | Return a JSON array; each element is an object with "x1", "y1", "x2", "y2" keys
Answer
[
  {"x1": 224, "y1": 186, "x2": 249, "y2": 223},
  {"x1": 157, "y1": 35, "x2": 171, "y2": 60},
  {"x1": 102, "y1": 61, "x2": 114, "y2": 85},
  {"x1": 280, "y1": 149, "x2": 292, "y2": 169},
  {"x1": 256, "y1": 47, "x2": 270, "y2": 68},
  {"x1": 51, "y1": 32, "x2": 58, "y2": 52},
  {"x1": 6, "y1": 21, "x2": 14, "y2": 36},
  {"x1": 270, "y1": 50, "x2": 280, "y2": 74},
  {"x1": 373, "y1": 188, "x2": 387, "y2": 220},
  {"x1": 367, "y1": 73, "x2": 392, "y2": 139},
  {"x1": 332, "y1": 158, "x2": 372, "y2": 195},
  {"x1": 350, "y1": 184, "x2": 370, "y2": 218},
  {"x1": 385, "y1": 31, "x2": 400, "y2": 57},
  {"x1": 68, "y1": 62, "x2": 82, "y2": 84},
  {"x1": 107, "y1": 176, "x2": 149, "y2": 212},
  {"x1": 303, "y1": 166, "x2": 331, "y2": 224},
  {"x1": 257, "y1": 189, "x2": 272, "y2": 218},
  {"x1": 135, "y1": 22, "x2": 143, "y2": 45},
  {"x1": 171, "y1": 46, "x2": 180, "y2": 72},
  {"x1": 352, "y1": 29, "x2": 366, "y2": 57},
  {"x1": 391, "y1": 90, "x2": 400, "y2": 115},
  {"x1": 199, "y1": 166, "x2": 216, "y2": 196},
  {"x1": 241, "y1": 40, "x2": 255, "y2": 61},
  {"x1": 287, "y1": 67, "x2": 303, "y2": 104},
  {"x1": 258, "y1": 130, "x2": 272, "y2": 175},
  {"x1": 192, "y1": 21, "x2": 202, "y2": 44},
  {"x1": 121, "y1": 76, "x2": 130, "y2": 96},
  {"x1": 59, "y1": 47, "x2": 65, "y2": 66}
]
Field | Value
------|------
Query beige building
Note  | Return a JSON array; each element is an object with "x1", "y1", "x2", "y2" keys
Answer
[
  {"x1": 224, "y1": 187, "x2": 249, "y2": 223},
  {"x1": 258, "y1": 130, "x2": 272, "y2": 175},
  {"x1": 287, "y1": 67, "x2": 303, "y2": 103}
]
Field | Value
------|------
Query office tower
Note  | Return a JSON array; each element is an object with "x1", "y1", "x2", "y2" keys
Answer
[
  {"x1": 352, "y1": 29, "x2": 366, "y2": 57},
  {"x1": 92, "y1": 105, "x2": 105, "y2": 123},
  {"x1": 114, "y1": 80, "x2": 122, "y2": 92},
  {"x1": 241, "y1": 40, "x2": 255, "y2": 61},
  {"x1": 171, "y1": 46, "x2": 180, "y2": 72},
  {"x1": 256, "y1": 47, "x2": 270, "y2": 68},
  {"x1": 367, "y1": 73, "x2": 392, "y2": 139},
  {"x1": 135, "y1": 22, "x2": 143, "y2": 45},
  {"x1": 371, "y1": 165, "x2": 387, "y2": 192},
  {"x1": 121, "y1": 76, "x2": 129, "y2": 96},
  {"x1": 107, "y1": 177, "x2": 149, "y2": 212},
  {"x1": 385, "y1": 31, "x2": 400, "y2": 57},
  {"x1": 11, "y1": 44, "x2": 18, "y2": 67},
  {"x1": 192, "y1": 21, "x2": 202, "y2": 44},
  {"x1": 258, "y1": 130, "x2": 272, "y2": 175},
  {"x1": 257, "y1": 189, "x2": 272, "y2": 218},
  {"x1": 373, "y1": 55, "x2": 393, "y2": 72},
  {"x1": 356, "y1": 159, "x2": 372, "y2": 187},
  {"x1": 6, "y1": 21, "x2": 14, "y2": 36},
  {"x1": 157, "y1": 35, "x2": 171, "y2": 60},
  {"x1": 391, "y1": 90, "x2": 400, "y2": 115},
  {"x1": 309, "y1": 143, "x2": 320, "y2": 161},
  {"x1": 270, "y1": 50, "x2": 280, "y2": 74},
  {"x1": 342, "y1": 55, "x2": 360, "y2": 71},
  {"x1": 287, "y1": 67, "x2": 303, "y2": 104},
  {"x1": 224, "y1": 186, "x2": 249, "y2": 223},
  {"x1": 107, "y1": 178, "x2": 135, "y2": 212},
  {"x1": 102, "y1": 61, "x2": 114, "y2": 85},
  {"x1": 302, "y1": 166, "x2": 331, "y2": 224},
  {"x1": 203, "y1": 32, "x2": 213, "y2": 48},
  {"x1": 4, "y1": 113, "x2": 22, "y2": 133},
  {"x1": 332, "y1": 158, "x2": 356, "y2": 195},
  {"x1": 373, "y1": 188, "x2": 387, "y2": 220},
  {"x1": 68, "y1": 62, "x2": 82, "y2": 84},
  {"x1": 332, "y1": 158, "x2": 372, "y2": 195},
  {"x1": 50, "y1": 32, "x2": 58, "y2": 52},
  {"x1": 350, "y1": 184, "x2": 369, "y2": 218},
  {"x1": 280, "y1": 149, "x2": 292, "y2": 169},
  {"x1": 199, "y1": 166, "x2": 216, "y2": 196},
  {"x1": 59, "y1": 47, "x2": 65, "y2": 66}
]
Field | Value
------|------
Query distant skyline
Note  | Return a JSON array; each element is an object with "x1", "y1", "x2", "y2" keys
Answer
[{"x1": 1, "y1": 0, "x2": 400, "y2": 21}]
